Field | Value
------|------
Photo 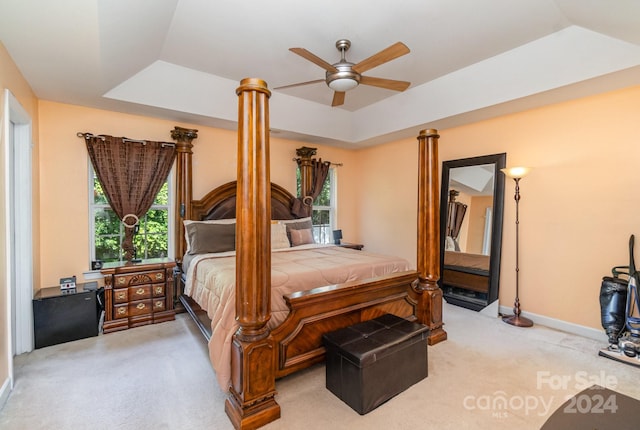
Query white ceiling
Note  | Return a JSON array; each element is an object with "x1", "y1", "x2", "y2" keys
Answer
[{"x1": 2, "y1": 0, "x2": 640, "y2": 148}]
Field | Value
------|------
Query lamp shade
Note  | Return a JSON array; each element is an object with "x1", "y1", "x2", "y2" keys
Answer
[
  {"x1": 328, "y1": 78, "x2": 359, "y2": 92},
  {"x1": 501, "y1": 166, "x2": 531, "y2": 179}
]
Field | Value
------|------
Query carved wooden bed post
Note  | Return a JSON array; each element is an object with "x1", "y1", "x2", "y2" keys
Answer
[
  {"x1": 416, "y1": 129, "x2": 447, "y2": 345},
  {"x1": 170, "y1": 126, "x2": 198, "y2": 262},
  {"x1": 224, "y1": 78, "x2": 281, "y2": 429}
]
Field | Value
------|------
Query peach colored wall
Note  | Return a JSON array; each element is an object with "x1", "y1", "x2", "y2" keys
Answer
[
  {"x1": 355, "y1": 137, "x2": 418, "y2": 266},
  {"x1": 359, "y1": 85, "x2": 640, "y2": 330},
  {"x1": 35, "y1": 82, "x2": 640, "y2": 334},
  {"x1": 467, "y1": 195, "x2": 493, "y2": 255},
  {"x1": 37, "y1": 101, "x2": 358, "y2": 289},
  {"x1": 454, "y1": 191, "x2": 472, "y2": 252},
  {"x1": 0, "y1": 42, "x2": 40, "y2": 392}
]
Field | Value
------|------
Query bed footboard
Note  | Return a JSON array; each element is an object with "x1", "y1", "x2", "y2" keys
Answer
[{"x1": 272, "y1": 271, "x2": 420, "y2": 378}]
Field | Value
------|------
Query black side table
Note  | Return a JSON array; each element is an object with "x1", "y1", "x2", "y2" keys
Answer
[{"x1": 33, "y1": 283, "x2": 101, "y2": 349}]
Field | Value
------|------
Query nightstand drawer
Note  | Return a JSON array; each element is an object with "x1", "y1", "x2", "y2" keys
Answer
[
  {"x1": 114, "y1": 303, "x2": 128, "y2": 318},
  {"x1": 114, "y1": 288, "x2": 128, "y2": 304},
  {"x1": 129, "y1": 285, "x2": 152, "y2": 300},
  {"x1": 152, "y1": 284, "x2": 165, "y2": 297},
  {"x1": 129, "y1": 299, "x2": 152, "y2": 317},
  {"x1": 113, "y1": 269, "x2": 165, "y2": 287},
  {"x1": 152, "y1": 298, "x2": 166, "y2": 312}
]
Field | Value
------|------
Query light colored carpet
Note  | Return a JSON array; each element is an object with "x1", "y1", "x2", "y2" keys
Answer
[{"x1": 1, "y1": 303, "x2": 639, "y2": 430}]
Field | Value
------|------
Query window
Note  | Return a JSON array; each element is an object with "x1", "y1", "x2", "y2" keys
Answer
[
  {"x1": 296, "y1": 167, "x2": 336, "y2": 244},
  {"x1": 89, "y1": 167, "x2": 173, "y2": 263}
]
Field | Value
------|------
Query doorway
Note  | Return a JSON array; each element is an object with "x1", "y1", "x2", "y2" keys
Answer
[{"x1": 3, "y1": 89, "x2": 34, "y2": 390}]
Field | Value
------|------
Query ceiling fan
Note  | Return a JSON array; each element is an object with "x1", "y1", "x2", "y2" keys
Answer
[{"x1": 275, "y1": 39, "x2": 411, "y2": 107}]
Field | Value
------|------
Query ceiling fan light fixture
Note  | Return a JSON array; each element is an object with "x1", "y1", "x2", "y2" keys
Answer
[
  {"x1": 328, "y1": 77, "x2": 359, "y2": 92},
  {"x1": 326, "y1": 64, "x2": 360, "y2": 92},
  {"x1": 282, "y1": 39, "x2": 410, "y2": 106}
]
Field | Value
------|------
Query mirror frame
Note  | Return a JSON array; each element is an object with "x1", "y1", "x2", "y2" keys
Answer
[{"x1": 439, "y1": 153, "x2": 506, "y2": 311}]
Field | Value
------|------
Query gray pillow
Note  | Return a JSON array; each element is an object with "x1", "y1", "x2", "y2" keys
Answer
[{"x1": 186, "y1": 222, "x2": 236, "y2": 255}]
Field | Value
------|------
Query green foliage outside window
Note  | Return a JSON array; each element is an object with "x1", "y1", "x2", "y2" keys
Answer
[
  {"x1": 93, "y1": 178, "x2": 169, "y2": 263},
  {"x1": 296, "y1": 168, "x2": 334, "y2": 243}
]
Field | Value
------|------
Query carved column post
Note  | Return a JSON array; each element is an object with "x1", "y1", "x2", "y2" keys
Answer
[
  {"x1": 294, "y1": 146, "x2": 316, "y2": 216},
  {"x1": 225, "y1": 78, "x2": 280, "y2": 430},
  {"x1": 416, "y1": 129, "x2": 447, "y2": 345},
  {"x1": 170, "y1": 126, "x2": 198, "y2": 262},
  {"x1": 295, "y1": 146, "x2": 316, "y2": 199}
]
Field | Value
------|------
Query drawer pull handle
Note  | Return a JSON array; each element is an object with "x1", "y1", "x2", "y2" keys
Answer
[
  {"x1": 155, "y1": 273, "x2": 163, "y2": 280},
  {"x1": 136, "y1": 303, "x2": 146, "y2": 310},
  {"x1": 117, "y1": 278, "x2": 126, "y2": 285},
  {"x1": 117, "y1": 292, "x2": 125, "y2": 300},
  {"x1": 117, "y1": 307, "x2": 126, "y2": 315},
  {"x1": 155, "y1": 287, "x2": 163, "y2": 294},
  {"x1": 136, "y1": 288, "x2": 145, "y2": 295},
  {"x1": 155, "y1": 301, "x2": 163, "y2": 308}
]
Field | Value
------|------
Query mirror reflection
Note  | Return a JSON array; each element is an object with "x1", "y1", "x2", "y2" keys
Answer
[
  {"x1": 445, "y1": 164, "x2": 495, "y2": 258},
  {"x1": 440, "y1": 154, "x2": 506, "y2": 311}
]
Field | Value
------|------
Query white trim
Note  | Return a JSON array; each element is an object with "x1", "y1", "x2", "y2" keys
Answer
[
  {"x1": 479, "y1": 299, "x2": 499, "y2": 317},
  {"x1": 3, "y1": 89, "x2": 34, "y2": 391},
  {"x1": 0, "y1": 377, "x2": 10, "y2": 410},
  {"x1": 499, "y1": 304, "x2": 608, "y2": 343},
  {"x1": 82, "y1": 270, "x2": 105, "y2": 281}
]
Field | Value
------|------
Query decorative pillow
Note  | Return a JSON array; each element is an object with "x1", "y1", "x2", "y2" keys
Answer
[
  {"x1": 183, "y1": 219, "x2": 235, "y2": 253},
  {"x1": 271, "y1": 223, "x2": 291, "y2": 250},
  {"x1": 277, "y1": 217, "x2": 313, "y2": 245},
  {"x1": 290, "y1": 228, "x2": 315, "y2": 246},
  {"x1": 186, "y1": 222, "x2": 236, "y2": 255},
  {"x1": 278, "y1": 217, "x2": 312, "y2": 228}
]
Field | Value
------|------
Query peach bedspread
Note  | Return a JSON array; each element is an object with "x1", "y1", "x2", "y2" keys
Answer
[
  {"x1": 183, "y1": 244, "x2": 411, "y2": 390},
  {"x1": 444, "y1": 250, "x2": 490, "y2": 271}
]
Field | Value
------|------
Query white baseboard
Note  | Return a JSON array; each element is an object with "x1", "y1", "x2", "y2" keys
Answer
[
  {"x1": 0, "y1": 377, "x2": 11, "y2": 411},
  {"x1": 499, "y1": 305, "x2": 608, "y2": 343},
  {"x1": 479, "y1": 300, "x2": 499, "y2": 317}
]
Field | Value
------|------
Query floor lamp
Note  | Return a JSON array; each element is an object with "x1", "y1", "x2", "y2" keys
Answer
[{"x1": 501, "y1": 167, "x2": 533, "y2": 328}]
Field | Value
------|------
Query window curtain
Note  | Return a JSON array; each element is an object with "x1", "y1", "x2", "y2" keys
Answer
[
  {"x1": 84, "y1": 134, "x2": 176, "y2": 261},
  {"x1": 292, "y1": 158, "x2": 331, "y2": 218},
  {"x1": 446, "y1": 190, "x2": 467, "y2": 240}
]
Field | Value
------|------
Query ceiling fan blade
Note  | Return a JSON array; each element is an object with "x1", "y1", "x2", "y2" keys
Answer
[
  {"x1": 274, "y1": 79, "x2": 325, "y2": 90},
  {"x1": 289, "y1": 48, "x2": 338, "y2": 73},
  {"x1": 352, "y1": 42, "x2": 410, "y2": 74},
  {"x1": 359, "y1": 76, "x2": 410, "y2": 92},
  {"x1": 332, "y1": 91, "x2": 345, "y2": 107}
]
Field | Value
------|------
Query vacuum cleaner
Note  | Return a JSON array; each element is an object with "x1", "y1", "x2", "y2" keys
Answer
[{"x1": 598, "y1": 235, "x2": 640, "y2": 367}]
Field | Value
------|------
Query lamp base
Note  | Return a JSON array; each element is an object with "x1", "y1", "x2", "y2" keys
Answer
[{"x1": 502, "y1": 314, "x2": 533, "y2": 328}]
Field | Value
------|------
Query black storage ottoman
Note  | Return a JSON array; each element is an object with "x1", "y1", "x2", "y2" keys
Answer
[{"x1": 322, "y1": 313, "x2": 429, "y2": 414}]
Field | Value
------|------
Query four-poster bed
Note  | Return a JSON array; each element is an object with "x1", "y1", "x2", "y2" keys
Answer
[{"x1": 171, "y1": 78, "x2": 445, "y2": 429}]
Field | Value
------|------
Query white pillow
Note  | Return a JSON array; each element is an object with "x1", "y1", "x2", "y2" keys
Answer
[
  {"x1": 276, "y1": 217, "x2": 312, "y2": 225},
  {"x1": 271, "y1": 223, "x2": 291, "y2": 250}
]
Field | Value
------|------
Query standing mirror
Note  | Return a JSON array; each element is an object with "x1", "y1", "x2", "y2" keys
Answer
[{"x1": 439, "y1": 153, "x2": 506, "y2": 311}]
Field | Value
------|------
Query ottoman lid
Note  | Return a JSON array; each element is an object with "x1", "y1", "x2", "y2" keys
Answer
[{"x1": 323, "y1": 314, "x2": 429, "y2": 366}]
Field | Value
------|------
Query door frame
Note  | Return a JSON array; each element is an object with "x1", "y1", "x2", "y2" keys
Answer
[{"x1": 3, "y1": 89, "x2": 34, "y2": 389}]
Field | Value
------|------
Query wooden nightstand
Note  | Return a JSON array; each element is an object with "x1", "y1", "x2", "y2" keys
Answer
[
  {"x1": 101, "y1": 258, "x2": 175, "y2": 333},
  {"x1": 338, "y1": 242, "x2": 364, "y2": 250}
]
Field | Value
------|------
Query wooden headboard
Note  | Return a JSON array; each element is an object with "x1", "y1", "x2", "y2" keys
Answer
[{"x1": 190, "y1": 180, "x2": 299, "y2": 221}]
